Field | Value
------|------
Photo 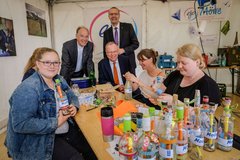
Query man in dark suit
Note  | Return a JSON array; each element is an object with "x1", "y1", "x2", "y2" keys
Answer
[
  {"x1": 99, "y1": 42, "x2": 133, "y2": 92},
  {"x1": 60, "y1": 26, "x2": 94, "y2": 85},
  {"x1": 103, "y1": 7, "x2": 139, "y2": 74}
]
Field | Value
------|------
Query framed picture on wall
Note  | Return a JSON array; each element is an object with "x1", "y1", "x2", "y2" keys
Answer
[
  {"x1": 0, "y1": 17, "x2": 16, "y2": 57},
  {"x1": 25, "y1": 3, "x2": 47, "y2": 37}
]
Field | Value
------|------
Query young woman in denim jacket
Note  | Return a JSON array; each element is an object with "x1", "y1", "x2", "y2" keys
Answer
[{"x1": 5, "y1": 47, "x2": 84, "y2": 160}]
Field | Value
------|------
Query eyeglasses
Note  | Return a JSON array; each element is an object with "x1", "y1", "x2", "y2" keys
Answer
[{"x1": 38, "y1": 60, "x2": 61, "y2": 67}]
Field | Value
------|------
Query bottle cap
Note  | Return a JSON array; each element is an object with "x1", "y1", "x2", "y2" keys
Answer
[
  {"x1": 184, "y1": 98, "x2": 190, "y2": 104},
  {"x1": 55, "y1": 79, "x2": 61, "y2": 83},
  {"x1": 149, "y1": 107, "x2": 155, "y2": 116},
  {"x1": 101, "y1": 106, "x2": 113, "y2": 117},
  {"x1": 156, "y1": 88, "x2": 163, "y2": 95},
  {"x1": 203, "y1": 95, "x2": 209, "y2": 103}
]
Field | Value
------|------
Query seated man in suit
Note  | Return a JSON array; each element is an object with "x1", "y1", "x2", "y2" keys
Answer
[
  {"x1": 60, "y1": 26, "x2": 94, "y2": 85},
  {"x1": 98, "y1": 42, "x2": 133, "y2": 92}
]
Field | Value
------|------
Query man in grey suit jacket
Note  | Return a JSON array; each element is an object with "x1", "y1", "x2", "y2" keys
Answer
[
  {"x1": 60, "y1": 26, "x2": 94, "y2": 85},
  {"x1": 103, "y1": 7, "x2": 139, "y2": 74}
]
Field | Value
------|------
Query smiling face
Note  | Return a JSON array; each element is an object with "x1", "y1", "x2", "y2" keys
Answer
[
  {"x1": 138, "y1": 56, "x2": 153, "y2": 70},
  {"x1": 76, "y1": 27, "x2": 89, "y2": 47},
  {"x1": 108, "y1": 8, "x2": 120, "y2": 26},
  {"x1": 105, "y1": 42, "x2": 119, "y2": 62},
  {"x1": 36, "y1": 51, "x2": 60, "y2": 80}
]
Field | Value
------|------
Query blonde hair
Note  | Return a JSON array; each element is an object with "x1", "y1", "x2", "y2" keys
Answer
[
  {"x1": 176, "y1": 43, "x2": 206, "y2": 69},
  {"x1": 23, "y1": 47, "x2": 59, "y2": 74}
]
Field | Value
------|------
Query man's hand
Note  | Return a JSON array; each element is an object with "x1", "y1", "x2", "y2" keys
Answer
[{"x1": 118, "y1": 48, "x2": 125, "y2": 55}]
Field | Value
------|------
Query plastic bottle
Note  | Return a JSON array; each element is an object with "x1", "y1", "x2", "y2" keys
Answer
[
  {"x1": 55, "y1": 79, "x2": 70, "y2": 115},
  {"x1": 217, "y1": 98, "x2": 234, "y2": 151},
  {"x1": 125, "y1": 80, "x2": 132, "y2": 100},
  {"x1": 137, "y1": 114, "x2": 159, "y2": 159},
  {"x1": 118, "y1": 113, "x2": 138, "y2": 160}
]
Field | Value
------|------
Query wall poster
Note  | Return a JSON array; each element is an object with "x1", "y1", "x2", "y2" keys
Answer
[
  {"x1": 0, "y1": 17, "x2": 16, "y2": 57},
  {"x1": 25, "y1": 3, "x2": 47, "y2": 37}
]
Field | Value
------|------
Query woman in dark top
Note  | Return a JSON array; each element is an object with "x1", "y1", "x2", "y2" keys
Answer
[{"x1": 155, "y1": 43, "x2": 221, "y2": 106}]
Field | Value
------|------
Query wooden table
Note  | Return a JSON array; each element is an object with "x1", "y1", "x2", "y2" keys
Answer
[{"x1": 74, "y1": 92, "x2": 240, "y2": 160}]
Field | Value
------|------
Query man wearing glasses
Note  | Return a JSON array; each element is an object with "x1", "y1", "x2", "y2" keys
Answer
[
  {"x1": 60, "y1": 26, "x2": 94, "y2": 85},
  {"x1": 103, "y1": 7, "x2": 139, "y2": 75}
]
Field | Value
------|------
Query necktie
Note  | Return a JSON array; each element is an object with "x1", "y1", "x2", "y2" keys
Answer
[
  {"x1": 114, "y1": 27, "x2": 118, "y2": 45},
  {"x1": 113, "y1": 62, "x2": 119, "y2": 85}
]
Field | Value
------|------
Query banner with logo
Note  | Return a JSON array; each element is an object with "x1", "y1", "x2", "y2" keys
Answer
[
  {"x1": 83, "y1": 6, "x2": 142, "y2": 73},
  {"x1": 170, "y1": 0, "x2": 232, "y2": 23}
]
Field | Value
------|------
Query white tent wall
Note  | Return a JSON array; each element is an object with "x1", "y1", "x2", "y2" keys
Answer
[
  {"x1": 53, "y1": 0, "x2": 240, "y2": 87},
  {"x1": 0, "y1": 0, "x2": 51, "y2": 133}
]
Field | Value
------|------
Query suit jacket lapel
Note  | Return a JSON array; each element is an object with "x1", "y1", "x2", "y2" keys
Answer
[
  {"x1": 109, "y1": 27, "x2": 114, "y2": 41},
  {"x1": 120, "y1": 22, "x2": 124, "y2": 47},
  {"x1": 105, "y1": 60, "x2": 114, "y2": 83},
  {"x1": 73, "y1": 39, "x2": 78, "y2": 68},
  {"x1": 118, "y1": 57, "x2": 125, "y2": 82},
  {"x1": 82, "y1": 43, "x2": 87, "y2": 65}
]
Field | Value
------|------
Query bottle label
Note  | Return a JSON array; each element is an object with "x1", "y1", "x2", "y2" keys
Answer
[
  {"x1": 159, "y1": 147, "x2": 173, "y2": 158},
  {"x1": 190, "y1": 135, "x2": 204, "y2": 146},
  {"x1": 176, "y1": 144, "x2": 188, "y2": 154},
  {"x1": 59, "y1": 99, "x2": 69, "y2": 107},
  {"x1": 138, "y1": 155, "x2": 156, "y2": 160},
  {"x1": 217, "y1": 137, "x2": 233, "y2": 147},
  {"x1": 205, "y1": 131, "x2": 217, "y2": 139},
  {"x1": 125, "y1": 88, "x2": 132, "y2": 93}
]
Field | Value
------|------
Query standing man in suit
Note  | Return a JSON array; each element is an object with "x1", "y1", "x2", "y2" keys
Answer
[
  {"x1": 99, "y1": 42, "x2": 133, "y2": 92},
  {"x1": 103, "y1": 7, "x2": 139, "y2": 74},
  {"x1": 60, "y1": 26, "x2": 94, "y2": 85}
]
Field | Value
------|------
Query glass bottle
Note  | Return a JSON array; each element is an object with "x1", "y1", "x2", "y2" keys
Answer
[
  {"x1": 118, "y1": 113, "x2": 138, "y2": 160},
  {"x1": 189, "y1": 107, "x2": 204, "y2": 160},
  {"x1": 125, "y1": 80, "x2": 132, "y2": 100},
  {"x1": 217, "y1": 98, "x2": 234, "y2": 152},
  {"x1": 175, "y1": 120, "x2": 188, "y2": 160},
  {"x1": 193, "y1": 90, "x2": 201, "y2": 108},
  {"x1": 55, "y1": 79, "x2": 70, "y2": 115},
  {"x1": 149, "y1": 107, "x2": 156, "y2": 131},
  {"x1": 172, "y1": 94, "x2": 178, "y2": 121},
  {"x1": 137, "y1": 114, "x2": 159, "y2": 159},
  {"x1": 203, "y1": 102, "x2": 217, "y2": 152},
  {"x1": 183, "y1": 98, "x2": 194, "y2": 153},
  {"x1": 89, "y1": 71, "x2": 96, "y2": 86},
  {"x1": 136, "y1": 113, "x2": 143, "y2": 139},
  {"x1": 159, "y1": 111, "x2": 177, "y2": 160}
]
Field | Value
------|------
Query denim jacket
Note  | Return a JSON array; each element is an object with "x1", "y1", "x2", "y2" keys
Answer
[{"x1": 5, "y1": 72, "x2": 79, "y2": 160}]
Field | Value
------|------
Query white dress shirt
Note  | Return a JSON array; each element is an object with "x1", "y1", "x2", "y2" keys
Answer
[{"x1": 75, "y1": 43, "x2": 84, "y2": 72}]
